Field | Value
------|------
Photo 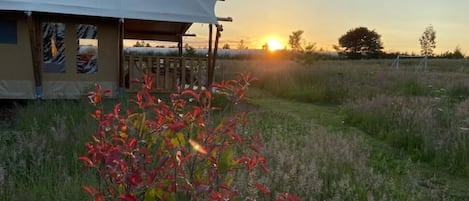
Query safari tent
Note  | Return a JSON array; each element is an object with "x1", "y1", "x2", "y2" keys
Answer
[{"x1": 0, "y1": 0, "x2": 226, "y2": 99}]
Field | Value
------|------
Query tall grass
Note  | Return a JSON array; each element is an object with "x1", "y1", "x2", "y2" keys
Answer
[
  {"x1": 219, "y1": 59, "x2": 469, "y2": 102},
  {"x1": 244, "y1": 109, "x2": 453, "y2": 200},
  {"x1": 0, "y1": 100, "x2": 97, "y2": 201},
  {"x1": 1, "y1": 58, "x2": 468, "y2": 200},
  {"x1": 1, "y1": 97, "x2": 451, "y2": 200},
  {"x1": 219, "y1": 58, "x2": 469, "y2": 176}
]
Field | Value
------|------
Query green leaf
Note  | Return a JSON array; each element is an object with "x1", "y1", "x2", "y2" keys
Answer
[
  {"x1": 175, "y1": 192, "x2": 190, "y2": 201},
  {"x1": 224, "y1": 175, "x2": 233, "y2": 186},
  {"x1": 218, "y1": 148, "x2": 234, "y2": 173},
  {"x1": 171, "y1": 132, "x2": 186, "y2": 147},
  {"x1": 231, "y1": 197, "x2": 243, "y2": 201},
  {"x1": 144, "y1": 189, "x2": 157, "y2": 201}
]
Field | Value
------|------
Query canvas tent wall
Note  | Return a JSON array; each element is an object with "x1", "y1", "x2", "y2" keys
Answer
[{"x1": 0, "y1": 0, "x2": 218, "y2": 99}]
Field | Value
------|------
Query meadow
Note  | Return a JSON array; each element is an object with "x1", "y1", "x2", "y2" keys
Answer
[
  {"x1": 219, "y1": 58, "x2": 469, "y2": 200},
  {"x1": 1, "y1": 58, "x2": 469, "y2": 200}
]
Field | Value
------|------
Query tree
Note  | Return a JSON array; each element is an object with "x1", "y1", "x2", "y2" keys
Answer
[
  {"x1": 336, "y1": 27, "x2": 384, "y2": 59},
  {"x1": 288, "y1": 30, "x2": 304, "y2": 52},
  {"x1": 262, "y1": 42, "x2": 269, "y2": 51},
  {"x1": 222, "y1": 43, "x2": 230, "y2": 49},
  {"x1": 133, "y1": 40, "x2": 145, "y2": 47},
  {"x1": 453, "y1": 46, "x2": 464, "y2": 58},
  {"x1": 287, "y1": 30, "x2": 319, "y2": 64},
  {"x1": 419, "y1": 25, "x2": 436, "y2": 56},
  {"x1": 238, "y1": 40, "x2": 248, "y2": 50},
  {"x1": 299, "y1": 42, "x2": 320, "y2": 64},
  {"x1": 184, "y1": 43, "x2": 196, "y2": 56}
]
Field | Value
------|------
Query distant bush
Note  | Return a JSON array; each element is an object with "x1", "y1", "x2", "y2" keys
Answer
[{"x1": 438, "y1": 47, "x2": 465, "y2": 59}]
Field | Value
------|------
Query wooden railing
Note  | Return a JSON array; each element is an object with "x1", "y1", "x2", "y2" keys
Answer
[{"x1": 123, "y1": 55, "x2": 208, "y2": 92}]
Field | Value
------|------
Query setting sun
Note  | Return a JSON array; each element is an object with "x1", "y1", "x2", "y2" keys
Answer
[{"x1": 267, "y1": 39, "x2": 283, "y2": 51}]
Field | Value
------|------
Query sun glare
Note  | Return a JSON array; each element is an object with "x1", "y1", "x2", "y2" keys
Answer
[{"x1": 267, "y1": 39, "x2": 283, "y2": 51}]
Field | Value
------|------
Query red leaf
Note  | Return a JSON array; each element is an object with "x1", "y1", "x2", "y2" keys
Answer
[
  {"x1": 114, "y1": 103, "x2": 121, "y2": 117},
  {"x1": 136, "y1": 92, "x2": 143, "y2": 103},
  {"x1": 260, "y1": 163, "x2": 270, "y2": 173},
  {"x1": 257, "y1": 156, "x2": 266, "y2": 163},
  {"x1": 247, "y1": 155, "x2": 257, "y2": 170},
  {"x1": 128, "y1": 138, "x2": 137, "y2": 149},
  {"x1": 204, "y1": 90, "x2": 212, "y2": 100},
  {"x1": 104, "y1": 89, "x2": 112, "y2": 97},
  {"x1": 248, "y1": 144, "x2": 259, "y2": 153},
  {"x1": 143, "y1": 74, "x2": 155, "y2": 89},
  {"x1": 235, "y1": 155, "x2": 249, "y2": 164},
  {"x1": 119, "y1": 193, "x2": 137, "y2": 201},
  {"x1": 108, "y1": 186, "x2": 116, "y2": 196},
  {"x1": 210, "y1": 192, "x2": 222, "y2": 200},
  {"x1": 94, "y1": 194, "x2": 104, "y2": 201},
  {"x1": 255, "y1": 183, "x2": 270, "y2": 194},
  {"x1": 192, "y1": 106, "x2": 202, "y2": 117},
  {"x1": 277, "y1": 193, "x2": 300, "y2": 201},
  {"x1": 79, "y1": 157, "x2": 94, "y2": 167},
  {"x1": 86, "y1": 91, "x2": 96, "y2": 97},
  {"x1": 94, "y1": 109, "x2": 102, "y2": 119},
  {"x1": 82, "y1": 185, "x2": 96, "y2": 196},
  {"x1": 167, "y1": 121, "x2": 185, "y2": 132},
  {"x1": 219, "y1": 183, "x2": 231, "y2": 190},
  {"x1": 181, "y1": 90, "x2": 200, "y2": 101},
  {"x1": 230, "y1": 132, "x2": 243, "y2": 142},
  {"x1": 127, "y1": 173, "x2": 142, "y2": 187}
]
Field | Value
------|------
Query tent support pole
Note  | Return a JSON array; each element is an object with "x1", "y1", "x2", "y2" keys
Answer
[
  {"x1": 210, "y1": 25, "x2": 221, "y2": 86},
  {"x1": 178, "y1": 37, "x2": 183, "y2": 57},
  {"x1": 178, "y1": 36, "x2": 184, "y2": 89},
  {"x1": 118, "y1": 18, "x2": 125, "y2": 95},
  {"x1": 206, "y1": 24, "x2": 213, "y2": 88},
  {"x1": 26, "y1": 11, "x2": 42, "y2": 99}
]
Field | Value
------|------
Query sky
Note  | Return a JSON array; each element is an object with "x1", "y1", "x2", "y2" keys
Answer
[{"x1": 185, "y1": 0, "x2": 469, "y2": 54}]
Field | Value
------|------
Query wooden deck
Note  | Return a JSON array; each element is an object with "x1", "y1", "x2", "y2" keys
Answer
[{"x1": 123, "y1": 55, "x2": 208, "y2": 92}]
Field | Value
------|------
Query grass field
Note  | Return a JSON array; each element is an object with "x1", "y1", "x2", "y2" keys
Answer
[
  {"x1": 220, "y1": 58, "x2": 469, "y2": 174},
  {"x1": 1, "y1": 58, "x2": 469, "y2": 200}
]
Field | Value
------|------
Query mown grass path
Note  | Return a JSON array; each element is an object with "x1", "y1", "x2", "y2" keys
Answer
[{"x1": 249, "y1": 90, "x2": 469, "y2": 200}]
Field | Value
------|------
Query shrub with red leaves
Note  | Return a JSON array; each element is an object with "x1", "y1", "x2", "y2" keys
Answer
[{"x1": 79, "y1": 72, "x2": 297, "y2": 200}]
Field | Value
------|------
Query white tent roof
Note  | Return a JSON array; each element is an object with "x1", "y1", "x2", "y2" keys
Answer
[{"x1": 0, "y1": 0, "x2": 218, "y2": 24}]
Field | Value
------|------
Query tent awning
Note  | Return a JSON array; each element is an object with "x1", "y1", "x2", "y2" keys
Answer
[
  {"x1": 124, "y1": 20, "x2": 192, "y2": 42},
  {"x1": 0, "y1": 0, "x2": 218, "y2": 24}
]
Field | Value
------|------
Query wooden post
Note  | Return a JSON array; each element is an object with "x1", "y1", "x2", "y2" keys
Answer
[
  {"x1": 178, "y1": 36, "x2": 184, "y2": 88},
  {"x1": 118, "y1": 18, "x2": 125, "y2": 94},
  {"x1": 129, "y1": 55, "x2": 135, "y2": 91},
  {"x1": 207, "y1": 24, "x2": 213, "y2": 89},
  {"x1": 26, "y1": 11, "x2": 42, "y2": 98},
  {"x1": 210, "y1": 25, "x2": 221, "y2": 86},
  {"x1": 198, "y1": 59, "x2": 203, "y2": 90},
  {"x1": 155, "y1": 56, "x2": 160, "y2": 89},
  {"x1": 164, "y1": 58, "x2": 169, "y2": 90}
]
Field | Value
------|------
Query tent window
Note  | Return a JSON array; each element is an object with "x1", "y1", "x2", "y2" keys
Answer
[
  {"x1": 77, "y1": 24, "x2": 98, "y2": 74},
  {"x1": 42, "y1": 22, "x2": 66, "y2": 73},
  {"x1": 0, "y1": 19, "x2": 17, "y2": 44}
]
